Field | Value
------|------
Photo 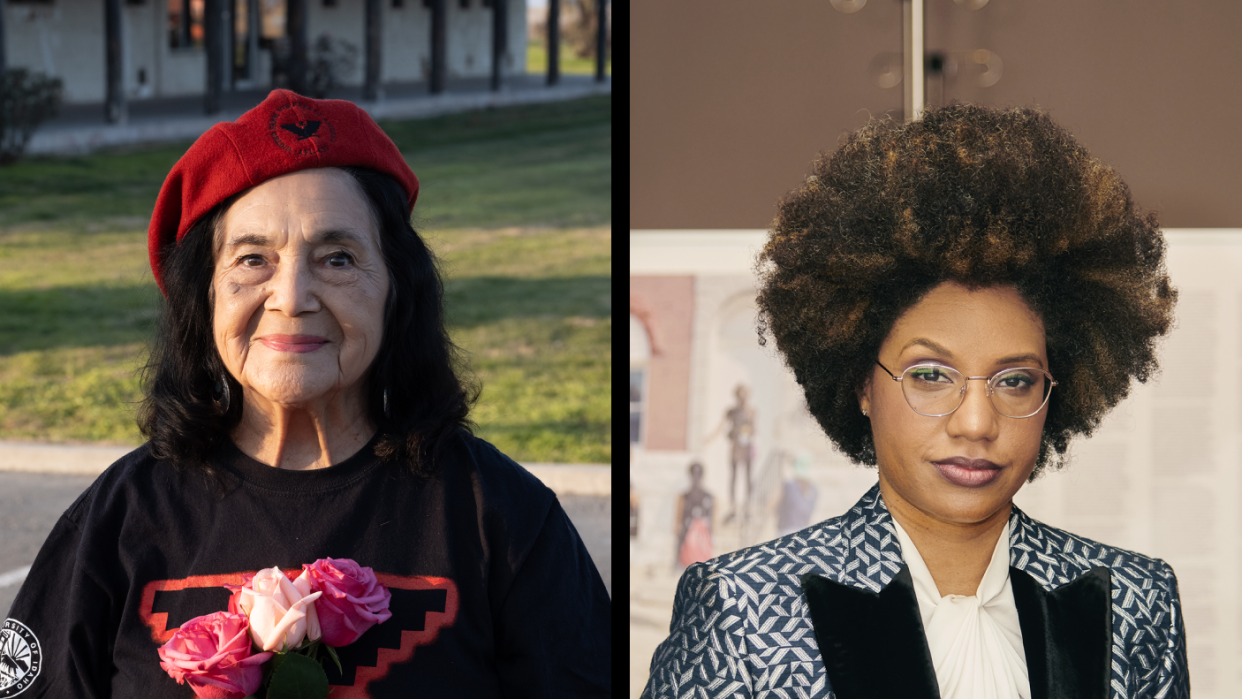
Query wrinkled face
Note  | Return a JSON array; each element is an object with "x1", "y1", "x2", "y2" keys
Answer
[
  {"x1": 858, "y1": 281, "x2": 1049, "y2": 527},
  {"x1": 212, "y1": 168, "x2": 389, "y2": 409}
]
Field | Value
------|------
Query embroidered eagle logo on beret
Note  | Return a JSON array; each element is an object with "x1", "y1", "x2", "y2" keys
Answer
[
  {"x1": 281, "y1": 120, "x2": 321, "y2": 140},
  {"x1": 269, "y1": 102, "x2": 336, "y2": 155}
]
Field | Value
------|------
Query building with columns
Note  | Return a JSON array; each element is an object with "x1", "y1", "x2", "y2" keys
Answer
[{"x1": 1, "y1": 0, "x2": 532, "y2": 114}]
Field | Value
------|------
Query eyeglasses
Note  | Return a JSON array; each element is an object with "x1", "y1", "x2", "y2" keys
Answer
[{"x1": 875, "y1": 360, "x2": 1057, "y2": 419}]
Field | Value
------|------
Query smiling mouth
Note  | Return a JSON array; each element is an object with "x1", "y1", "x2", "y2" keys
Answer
[{"x1": 257, "y1": 335, "x2": 329, "y2": 354}]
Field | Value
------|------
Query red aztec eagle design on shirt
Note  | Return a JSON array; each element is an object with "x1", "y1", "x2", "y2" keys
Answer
[{"x1": 139, "y1": 571, "x2": 459, "y2": 698}]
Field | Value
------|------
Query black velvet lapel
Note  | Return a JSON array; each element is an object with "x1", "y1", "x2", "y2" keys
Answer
[
  {"x1": 1009, "y1": 565, "x2": 1112, "y2": 699},
  {"x1": 801, "y1": 566, "x2": 939, "y2": 699}
]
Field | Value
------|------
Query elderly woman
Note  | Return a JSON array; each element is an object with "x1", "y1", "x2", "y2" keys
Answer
[
  {"x1": 4, "y1": 90, "x2": 610, "y2": 697},
  {"x1": 642, "y1": 104, "x2": 1187, "y2": 699}
]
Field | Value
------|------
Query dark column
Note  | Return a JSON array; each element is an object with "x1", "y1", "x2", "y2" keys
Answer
[
  {"x1": 247, "y1": 0, "x2": 260, "y2": 82},
  {"x1": 489, "y1": 0, "x2": 506, "y2": 91},
  {"x1": 222, "y1": 0, "x2": 232, "y2": 90},
  {"x1": 104, "y1": 0, "x2": 126, "y2": 123},
  {"x1": 204, "y1": 0, "x2": 223, "y2": 114},
  {"x1": 0, "y1": 0, "x2": 8, "y2": 75},
  {"x1": 546, "y1": 0, "x2": 558, "y2": 86},
  {"x1": 288, "y1": 0, "x2": 309, "y2": 95},
  {"x1": 180, "y1": 0, "x2": 192, "y2": 47},
  {"x1": 429, "y1": 0, "x2": 446, "y2": 94},
  {"x1": 595, "y1": 0, "x2": 606, "y2": 81},
  {"x1": 364, "y1": 0, "x2": 382, "y2": 100}
]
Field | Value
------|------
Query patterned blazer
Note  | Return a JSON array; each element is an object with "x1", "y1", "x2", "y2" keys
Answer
[{"x1": 641, "y1": 484, "x2": 1189, "y2": 699}]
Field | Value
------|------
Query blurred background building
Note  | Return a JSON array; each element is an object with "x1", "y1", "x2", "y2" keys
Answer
[
  {"x1": 631, "y1": 1, "x2": 1242, "y2": 696},
  {"x1": 1, "y1": 0, "x2": 528, "y2": 102},
  {"x1": 0, "y1": 0, "x2": 608, "y2": 128}
]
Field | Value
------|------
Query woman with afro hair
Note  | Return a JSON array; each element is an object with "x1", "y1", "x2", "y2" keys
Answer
[{"x1": 642, "y1": 103, "x2": 1188, "y2": 699}]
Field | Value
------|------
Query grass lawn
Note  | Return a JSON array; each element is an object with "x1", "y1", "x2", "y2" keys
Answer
[
  {"x1": 527, "y1": 41, "x2": 611, "y2": 76},
  {"x1": 0, "y1": 95, "x2": 611, "y2": 464}
]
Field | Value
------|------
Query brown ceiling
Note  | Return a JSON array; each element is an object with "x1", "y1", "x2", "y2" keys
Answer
[{"x1": 632, "y1": 0, "x2": 1242, "y2": 230}]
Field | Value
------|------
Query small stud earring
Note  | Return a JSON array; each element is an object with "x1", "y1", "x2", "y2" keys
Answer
[{"x1": 861, "y1": 409, "x2": 869, "y2": 416}]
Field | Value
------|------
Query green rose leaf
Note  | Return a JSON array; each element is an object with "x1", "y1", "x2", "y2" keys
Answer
[
  {"x1": 323, "y1": 643, "x2": 344, "y2": 676},
  {"x1": 267, "y1": 652, "x2": 329, "y2": 699},
  {"x1": 267, "y1": 650, "x2": 289, "y2": 676}
]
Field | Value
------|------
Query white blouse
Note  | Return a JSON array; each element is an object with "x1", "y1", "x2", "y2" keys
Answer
[{"x1": 890, "y1": 517, "x2": 1031, "y2": 699}]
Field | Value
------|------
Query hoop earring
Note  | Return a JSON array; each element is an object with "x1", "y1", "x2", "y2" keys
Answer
[{"x1": 213, "y1": 374, "x2": 231, "y2": 414}]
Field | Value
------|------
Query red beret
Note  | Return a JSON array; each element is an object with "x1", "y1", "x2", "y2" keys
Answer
[{"x1": 147, "y1": 89, "x2": 419, "y2": 296}]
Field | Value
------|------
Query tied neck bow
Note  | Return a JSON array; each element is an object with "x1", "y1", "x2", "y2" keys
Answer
[{"x1": 891, "y1": 518, "x2": 1030, "y2": 699}]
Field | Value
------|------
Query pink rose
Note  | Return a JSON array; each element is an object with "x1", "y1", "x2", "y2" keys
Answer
[
  {"x1": 234, "y1": 565, "x2": 323, "y2": 651},
  {"x1": 302, "y1": 558, "x2": 393, "y2": 646},
  {"x1": 157, "y1": 611, "x2": 273, "y2": 699},
  {"x1": 225, "y1": 573, "x2": 253, "y2": 615}
]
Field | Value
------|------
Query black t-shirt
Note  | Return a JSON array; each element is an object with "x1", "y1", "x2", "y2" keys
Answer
[{"x1": 1, "y1": 433, "x2": 611, "y2": 698}]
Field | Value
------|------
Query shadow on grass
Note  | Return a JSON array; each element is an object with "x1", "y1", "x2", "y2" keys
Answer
[
  {"x1": 445, "y1": 275, "x2": 611, "y2": 328},
  {"x1": 0, "y1": 275, "x2": 611, "y2": 355},
  {"x1": 0, "y1": 282, "x2": 161, "y2": 356},
  {"x1": 475, "y1": 418, "x2": 611, "y2": 464},
  {"x1": 0, "y1": 96, "x2": 612, "y2": 231}
]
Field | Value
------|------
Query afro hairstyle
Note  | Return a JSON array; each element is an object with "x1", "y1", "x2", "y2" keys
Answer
[{"x1": 755, "y1": 103, "x2": 1176, "y2": 478}]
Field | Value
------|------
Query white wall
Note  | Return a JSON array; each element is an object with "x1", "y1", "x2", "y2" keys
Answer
[
  {"x1": 2, "y1": 0, "x2": 203, "y2": 102},
  {"x1": 124, "y1": 0, "x2": 158, "y2": 99},
  {"x1": 160, "y1": 48, "x2": 208, "y2": 98},
  {"x1": 307, "y1": 0, "x2": 366, "y2": 85},
  {"x1": 4, "y1": 0, "x2": 105, "y2": 103},
  {"x1": 381, "y1": 0, "x2": 428, "y2": 83},
  {"x1": 445, "y1": 0, "x2": 487, "y2": 78},
  {"x1": 310, "y1": 0, "x2": 528, "y2": 86}
]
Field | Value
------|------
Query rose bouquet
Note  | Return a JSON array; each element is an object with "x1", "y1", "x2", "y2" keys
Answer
[{"x1": 158, "y1": 558, "x2": 393, "y2": 699}]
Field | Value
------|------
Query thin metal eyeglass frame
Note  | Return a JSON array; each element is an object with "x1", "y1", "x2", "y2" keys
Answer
[{"x1": 875, "y1": 359, "x2": 1057, "y2": 418}]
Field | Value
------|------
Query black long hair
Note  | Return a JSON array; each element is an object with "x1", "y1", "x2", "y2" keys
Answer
[{"x1": 138, "y1": 167, "x2": 478, "y2": 484}]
